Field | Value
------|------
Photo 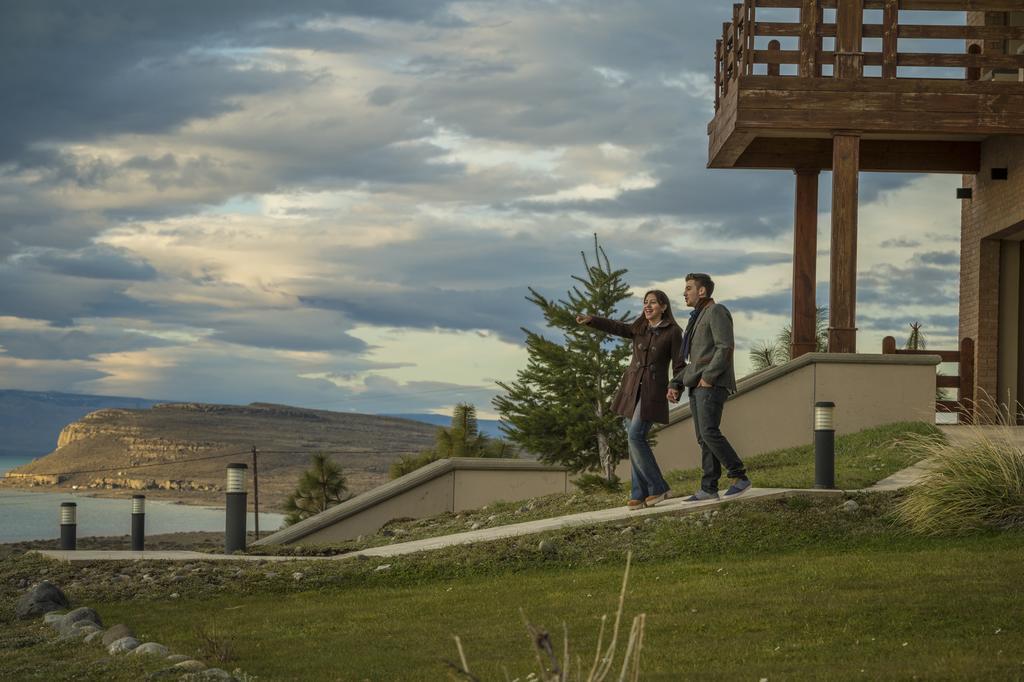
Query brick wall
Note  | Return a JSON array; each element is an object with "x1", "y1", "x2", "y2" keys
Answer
[{"x1": 959, "y1": 136, "x2": 1024, "y2": 408}]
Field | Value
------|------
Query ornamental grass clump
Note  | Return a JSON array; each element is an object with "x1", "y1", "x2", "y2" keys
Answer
[{"x1": 894, "y1": 422, "x2": 1024, "y2": 536}]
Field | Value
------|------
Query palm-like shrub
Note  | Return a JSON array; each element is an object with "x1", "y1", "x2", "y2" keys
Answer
[
  {"x1": 893, "y1": 426, "x2": 1024, "y2": 535},
  {"x1": 283, "y1": 452, "x2": 348, "y2": 526}
]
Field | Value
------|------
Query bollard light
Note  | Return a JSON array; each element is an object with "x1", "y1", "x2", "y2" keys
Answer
[
  {"x1": 814, "y1": 401, "x2": 836, "y2": 490},
  {"x1": 225, "y1": 463, "x2": 248, "y2": 554},
  {"x1": 60, "y1": 502, "x2": 77, "y2": 551},
  {"x1": 226, "y1": 463, "x2": 247, "y2": 493},
  {"x1": 131, "y1": 494, "x2": 146, "y2": 552}
]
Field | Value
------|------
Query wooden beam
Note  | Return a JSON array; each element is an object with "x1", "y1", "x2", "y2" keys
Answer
[
  {"x1": 828, "y1": 133, "x2": 860, "y2": 353},
  {"x1": 792, "y1": 169, "x2": 820, "y2": 359},
  {"x1": 732, "y1": 138, "x2": 982, "y2": 173},
  {"x1": 882, "y1": 0, "x2": 898, "y2": 78},
  {"x1": 799, "y1": 0, "x2": 819, "y2": 77},
  {"x1": 755, "y1": 0, "x2": 1024, "y2": 9}
]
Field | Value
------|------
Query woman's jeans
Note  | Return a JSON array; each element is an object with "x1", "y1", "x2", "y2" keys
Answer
[{"x1": 624, "y1": 402, "x2": 670, "y2": 500}]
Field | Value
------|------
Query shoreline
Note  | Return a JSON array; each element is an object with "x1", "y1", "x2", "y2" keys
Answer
[{"x1": 0, "y1": 480, "x2": 261, "y2": 510}]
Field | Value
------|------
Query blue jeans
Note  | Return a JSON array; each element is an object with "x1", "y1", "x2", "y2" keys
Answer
[
  {"x1": 689, "y1": 385, "x2": 746, "y2": 493},
  {"x1": 624, "y1": 402, "x2": 670, "y2": 500}
]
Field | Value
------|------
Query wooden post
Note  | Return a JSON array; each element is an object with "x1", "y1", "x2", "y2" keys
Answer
[
  {"x1": 828, "y1": 133, "x2": 861, "y2": 353},
  {"x1": 799, "y1": 0, "x2": 819, "y2": 78},
  {"x1": 745, "y1": 0, "x2": 756, "y2": 76},
  {"x1": 882, "y1": 0, "x2": 898, "y2": 79},
  {"x1": 792, "y1": 169, "x2": 820, "y2": 359},
  {"x1": 960, "y1": 336, "x2": 975, "y2": 423},
  {"x1": 835, "y1": 0, "x2": 864, "y2": 79},
  {"x1": 715, "y1": 39, "x2": 723, "y2": 109},
  {"x1": 768, "y1": 40, "x2": 782, "y2": 77}
]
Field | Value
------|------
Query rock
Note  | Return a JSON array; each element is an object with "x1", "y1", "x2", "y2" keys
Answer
[
  {"x1": 173, "y1": 659, "x2": 207, "y2": 671},
  {"x1": 15, "y1": 581, "x2": 70, "y2": 619},
  {"x1": 263, "y1": 572, "x2": 278, "y2": 579},
  {"x1": 166, "y1": 654, "x2": 192, "y2": 664},
  {"x1": 487, "y1": 515, "x2": 497, "y2": 522},
  {"x1": 517, "y1": 505, "x2": 529, "y2": 514},
  {"x1": 59, "y1": 623, "x2": 102, "y2": 641},
  {"x1": 375, "y1": 564, "x2": 392, "y2": 572},
  {"x1": 198, "y1": 668, "x2": 233, "y2": 679},
  {"x1": 108, "y1": 636, "x2": 141, "y2": 654},
  {"x1": 538, "y1": 539, "x2": 557, "y2": 556},
  {"x1": 84, "y1": 630, "x2": 106, "y2": 644},
  {"x1": 841, "y1": 500, "x2": 860, "y2": 513},
  {"x1": 133, "y1": 642, "x2": 170, "y2": 657},
  {"x1": 102, "y1": 624, "x2": 135, "y2": 646},
  {"x1": 292, "y1": 572, "x2": 304, "y2": 581},
  {"x1": 43, "y1": 611, "x2": 66, "y2": 625},
  {"x1": 702, "y1": 511, "x2": 713, "y2": 522},
  {"x1": 59, "y1": 607, "x2": 103, "y2": 634},
  {"x1": 470, "y1": 522, "x2": 482, "y2": 530},
  {"x1": 620, "y1": 527, "x2": 635, "y2": 535},
  {"x1": 170, "y1": 593, "x2": 180, "y2": 599}
]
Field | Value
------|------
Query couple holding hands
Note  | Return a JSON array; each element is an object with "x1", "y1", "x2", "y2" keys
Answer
[{"x1": 576, "y1": 273, "x2": 750, "y2": 509}]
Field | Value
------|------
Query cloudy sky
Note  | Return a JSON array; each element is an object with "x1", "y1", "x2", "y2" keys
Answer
[{"x1": 0, "y1": 1, "x2": 962, "y2": 417}]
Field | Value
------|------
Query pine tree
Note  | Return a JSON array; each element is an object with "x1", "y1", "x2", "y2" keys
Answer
[
  {"x1": 389, "y1": 403, "x2": 510, "y2": 479},
  {"x1": 282, "y1": 452, "x2": 348, "y2": 526},
  {"x1": 493, "y1": 236, "x2": 633, "y2": 481}
]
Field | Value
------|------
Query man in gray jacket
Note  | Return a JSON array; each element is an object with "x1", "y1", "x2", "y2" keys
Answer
[{"x1": 667, "y1": 273, "x2": 751, "y2": 500}]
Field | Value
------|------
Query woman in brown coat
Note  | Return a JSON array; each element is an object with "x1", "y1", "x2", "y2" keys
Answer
[{"x1": 576, "y1": 289, "x2": 683, "y2": 509}]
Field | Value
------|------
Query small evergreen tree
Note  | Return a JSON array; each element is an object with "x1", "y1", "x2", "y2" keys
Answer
[
  {"x1": 282, "y1": 452, "x2": 348, "y2": 526},
  {"x1": 493, "y1": 236, "x2": 632, "y2": 481},
  {"x1": 389, "y1": 404, "x2": 511, "y2": 479}
]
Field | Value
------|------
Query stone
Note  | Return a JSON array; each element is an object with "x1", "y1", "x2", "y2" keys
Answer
[
  {"x1": 133, "y1": 642, "x2": 170, "y2": 657},
  {"x1": 43, "y1": 611, "x2": 67, "y2": 625},
  {"x1": 84, "y1": 630, "x2": 106, "y2": 644},
  {"x1": 173, "y1": 659, "x2": 207, "y2": 671},
  {"x1": 292, "y1": 572, "x2": 304, "y2": 581},
  {"x1": 166, "y1": 654, "x2": 192, "y2": 664},
  {"x1": 538, "y1": 539, "x2": 557, "y2": 556},
  {"x1": 15, "y1": 581, "x2": 70, "y2": 619},
  {"x1": 59, "y1": 607, "x2": 103, "y2": 634},
  {"x1": 102, "y1": 623, "x2": 135, "y2": 646},
  {"x1": 375, "y1": 564, "x2": 392, "y2": 572},
  {"x1": 108, "y1": 636, "x2": 141, "y2": 654},
  {"x1": 170, "y1": 593, "x2": 180, "y2": 599},
  {"x1": 841, "y1": 500, "x2": 860, "y2": 513},
  {"x1": 199, "y1": 667, "x2": 234, "y2": 679}
]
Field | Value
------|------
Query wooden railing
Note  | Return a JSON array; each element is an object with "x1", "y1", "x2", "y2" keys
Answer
[
  {"x1": 715, "y1": 0, "x2": 1024, "y2": 111},
  {"x1": 882, "y1": 336, "x2": 975, "y2": 423}
]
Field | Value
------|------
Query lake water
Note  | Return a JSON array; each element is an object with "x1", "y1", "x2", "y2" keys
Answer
[
  {"x1": 0, "y1": 454, "x2": 285, "y2": 542},
  {"x1": 0, "y1": 489, "x2": 285, "y2": 544}
]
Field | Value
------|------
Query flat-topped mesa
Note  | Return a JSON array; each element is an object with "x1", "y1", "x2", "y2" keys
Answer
[{"x1": 709, "y1": 0, "x2": 1024, "y2": 171}]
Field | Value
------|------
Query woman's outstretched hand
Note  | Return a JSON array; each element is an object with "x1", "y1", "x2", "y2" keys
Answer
[{"x1": 575, "y1": 314, "x2": 592, "y2": 325}]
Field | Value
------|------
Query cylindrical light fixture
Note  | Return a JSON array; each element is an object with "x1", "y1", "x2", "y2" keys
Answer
[
  {"x1": 60, "y1": 502, "x2": 77, "y2": 551},
  {"x1": 814, "y1": 401, "x2": 836, "y2": 490},
  {"x1": 131, "y1": 494, "x2": 146, "y2": 552},
  {"x1": 225, "y1": 463, "x2": 248, "y2": 554}
]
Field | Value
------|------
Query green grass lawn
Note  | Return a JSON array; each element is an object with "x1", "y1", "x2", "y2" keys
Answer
[{"x1": 4, "y1": 489, "x2": 1022, "y2": 681}]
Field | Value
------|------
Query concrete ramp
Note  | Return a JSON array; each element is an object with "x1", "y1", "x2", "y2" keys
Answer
[
  {"x1": 254, "y1": 458, "x2": 569, "y2": 546},
  {"x1": 644, "y1": 352, "x2": 941, "y2": 476}
]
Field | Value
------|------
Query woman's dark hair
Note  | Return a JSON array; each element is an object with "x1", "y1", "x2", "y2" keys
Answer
[
  {"x1": 630, "y1": 289, "x2": 678, "y2": 333},
  {"x1": 685, "y1": 272, "x2": 715, "y2": 298}
]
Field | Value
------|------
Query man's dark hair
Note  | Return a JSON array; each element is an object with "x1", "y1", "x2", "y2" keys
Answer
[{"x1": 686, "y1": 272, "x2": 715, "y2": 298}]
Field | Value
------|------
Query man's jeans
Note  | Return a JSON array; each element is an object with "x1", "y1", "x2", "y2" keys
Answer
[
  {"x1": 689, "y1": 385, "x2": 746, "y2": 493},
  {"x1": 624, "y1": 402, "x2": 670, "y2": 501}
]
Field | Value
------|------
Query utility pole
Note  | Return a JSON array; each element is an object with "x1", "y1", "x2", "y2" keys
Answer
[{"x1": 251, "y1": 445, "x2": 260, "y2": 540}]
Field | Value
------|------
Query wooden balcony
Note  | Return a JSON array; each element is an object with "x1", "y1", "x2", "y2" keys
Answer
[{"x1": 709, "y1": 0, "x2": 1024, "y2": 172}]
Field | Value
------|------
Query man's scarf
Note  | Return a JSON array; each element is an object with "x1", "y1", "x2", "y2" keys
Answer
[{"x1": 681, "y1": 298, "x2": 713, "y2": 363}]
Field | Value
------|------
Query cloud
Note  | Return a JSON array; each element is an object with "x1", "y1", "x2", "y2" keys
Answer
[{"x1": 16, "y1": 245, "x2": 157, "y2": 281}]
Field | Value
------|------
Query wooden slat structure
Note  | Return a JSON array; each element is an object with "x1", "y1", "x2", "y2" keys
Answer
[
  {"x1": 882, "y1": 337, "x2": 976, "y2": 422},
  {"x1": 706, "y1": 0, "x2": 1023, "y2": 358}
]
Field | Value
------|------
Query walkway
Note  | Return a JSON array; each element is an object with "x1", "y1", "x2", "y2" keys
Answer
[{"x1": 36, "y1": 487, "x2": 843, "y2": 563}]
